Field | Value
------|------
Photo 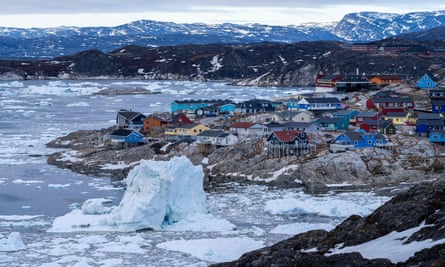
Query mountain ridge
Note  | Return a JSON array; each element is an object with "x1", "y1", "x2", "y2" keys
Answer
[{"x1": 1, "y1": 10, "x2": 445, "y2": 58}]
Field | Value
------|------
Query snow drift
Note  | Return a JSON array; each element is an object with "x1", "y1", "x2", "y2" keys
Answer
[{"x1": 49, "y1": 156, "x2": 233, "y2": 232}]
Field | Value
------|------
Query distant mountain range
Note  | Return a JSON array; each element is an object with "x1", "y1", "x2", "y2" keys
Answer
[{"x1": 1, "y1": 10, "x2": 445, "y2": 58}]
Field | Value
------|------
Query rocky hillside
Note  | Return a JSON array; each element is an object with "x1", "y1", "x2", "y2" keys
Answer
[
  {"x1": 2, "y1": 40, "x2": 445, "y2": 87},
  {"x1": 212, "y1": 177, "x2": 445, "y2": 266}
]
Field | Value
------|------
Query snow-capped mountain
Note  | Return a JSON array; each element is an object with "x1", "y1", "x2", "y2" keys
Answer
[
  {"x1": 333, "y1": 10, "x2": 445, "y2": 41},
  {"x1": 1, "y1": 10, "x2": 445, "y2": 58}
]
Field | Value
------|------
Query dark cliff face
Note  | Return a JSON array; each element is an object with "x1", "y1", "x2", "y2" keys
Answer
[
  {"x1": 1, "y1": 41, "x2": 444, "y2": 86},
  {"x1": 212, "y1": 178, "x2": 445, "y2": 267}
]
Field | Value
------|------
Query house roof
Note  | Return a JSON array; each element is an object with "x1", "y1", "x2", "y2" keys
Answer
[
  {"x1": 357, "y1": 111, "x2": 380, "y2": 117},
  {"x1": 305, "y1": 97, "x2": 341, "y2": 104},
  {"x1": 371, "y1": 97, "x2": 413, "y2": 103},
  {"x1": 333, "y1": 109, "x2": 359, "y2": 116},
  {"x1": 370, "y1": 75, "x2": 402, "y2": 80},
  {"x1": 271, "y1": 130, "x2": 304, "y2": 142},
  {"x1": 145, "y1": 114, "x2": 168, "y2": 122},
  {"x1": 417, "y1": 119, "x2": 445, "y2": 126},
  {"x1": 117, "y1": 109, "x2": 144, "y2": 121},
  {"x1": 230, "y1": 122, "x2": 255, "y2": 129},
  {"x1": 110, "y1": 128, "x2": 137, "y2": 137},
  {"x1": 171, "y1": 113, "x2": 192, "y2": 124},
  {"x1": 178, "y1": 123, "x2": 203, "y2": 129},
  {"x1": 282, "y1": 122, "x2": 315, "y2": 128},
  {"x1": 341, "y1": 131, "x2": 364, "y2": 141},
  {"x1": 416, "y1": 113, "x2": 441, "y2": 120},
  {"x1": 431, "y1": 99, "x2": 445, "y2": 105},
  {"x1": 316, "y1": 117, "x2": 341, "y2": 124},
  {"x1": 198, "y1": 130, "x2": 226, "y2": 137},
  {"x1": 362, "y1": 119, "x2": 393, "y2": 128},
  {"x1": 264, "y1": 122, "x2": 284, "y2": 129},
  {"x1": 384, "y1": 112, "x2": 409, "y2": 117}
]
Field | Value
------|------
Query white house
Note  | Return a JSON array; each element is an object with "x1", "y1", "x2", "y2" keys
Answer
[{"x1": 196, "y1": 130, "x2": 238, "y2": 146}]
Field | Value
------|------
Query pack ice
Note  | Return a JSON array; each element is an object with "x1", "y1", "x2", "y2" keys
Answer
[{"x1": 49, "y1": 156, "x2": 234, "y2": 232}]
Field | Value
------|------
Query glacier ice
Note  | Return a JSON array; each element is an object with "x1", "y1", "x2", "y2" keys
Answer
[{"x1": 49, "y1": 156, "x2": 233, "y2": 232}]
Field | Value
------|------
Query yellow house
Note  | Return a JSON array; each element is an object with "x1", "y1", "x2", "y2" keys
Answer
[
  {"x1": 383, "y1": 112, "x2": 411, "y2": 125},
  {"x1": 165, "y1": 123, "x2": 210, "y2": 137}
]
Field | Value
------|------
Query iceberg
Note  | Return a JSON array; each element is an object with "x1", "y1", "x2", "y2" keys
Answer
[{"x1": 49, "y1": 156, "x2": 233, "y2": 232}]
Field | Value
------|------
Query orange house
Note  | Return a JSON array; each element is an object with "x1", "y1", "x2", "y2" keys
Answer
[
  {"x1": 143, "y1": 115, "x2": 168, "y2": 134},
  {"x1": 369, "y1": 75, "x2": 402, "y2": 86}
]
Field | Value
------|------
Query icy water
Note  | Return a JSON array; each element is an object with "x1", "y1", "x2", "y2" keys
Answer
[{"x1": 0, "y1": 80, "x2": 390, "y2": 266}]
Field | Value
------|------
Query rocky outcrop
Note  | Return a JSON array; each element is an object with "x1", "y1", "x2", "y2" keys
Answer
[
  {"x1": 46, "y1": 125, "x2": 445, "y2": 192},
  {"x1": 212, "y1": 178, "x2": 445, "y2": 266}
]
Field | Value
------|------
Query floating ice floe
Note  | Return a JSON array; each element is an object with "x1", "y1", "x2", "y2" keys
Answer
[
  {"x1": 157, "y1": 237, "x2": 264, "y2": 263},
  {"x1": 49, "y1": 156, "x2": 235, "y2": 233},
  {"x1": 0, "y1": 232, "x2": 25, "y2": 252}
]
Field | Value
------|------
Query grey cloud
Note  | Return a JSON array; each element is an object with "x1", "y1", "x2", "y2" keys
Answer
[{"x1": 0, "y1": 0, "x2": 439, "y2": 14}]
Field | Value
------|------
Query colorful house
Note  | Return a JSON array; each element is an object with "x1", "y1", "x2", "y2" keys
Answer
[
  {"x1": 332, "y1": 130, "x2": 389, "y2": 149},
  {"x1": 116, "y1": 109, "x2": 146, "y2": 131},
  {"x1": 355, "y1": 111, "x2": 383, "y2": 126},
  {"x1": 316, "y1": 117, "x2": 349, "y2": 131},
  {"x1": 383, "y1": 112, "x2": 411, "y2": 125},
  {"x1": 416, "y1": 119, "x2": 445, "y2": 136},
  {"x1": 235, "y1": 99, "x2": 276, "y2": 114},
  {"x1": 409, "y1": 113, "x2": 442, "y2": 126},
  {"x1": 164, "y1": 123, "x2": 210, "y2": 140},
  {"x1": 369, "y1": 75, "x2": 402, "y2": 86},
  {"x1": 266, "y1": 130, "x2": 314, "y2": 158},
  {"x1": 143, "y1": 115, "x2": 169, "y2": 134},
  {"x1": 333, "y1": 109, "x2": 359, "y2": 124},
  {"x1": 431, "y1": 99, "x2": 445, "y2": 114},
  {"x1": 417, "y1": 74, "x2": 437, "y2": 89},
  {"x1": 170, "y1": 113, "x2": 193, "y2": 126},
  {"x1": 171, "y1": 99, "x2": 233, "y2": 114},
  {"x1": 429, "y1": 131, "x2": 445, "y2": 143},
  {"x1": 360, "y1": 119, "x2": 396, "y2": 135},
  {"x1": 428, "y1": 89, "x2": 445, "y2": 99},
  {"x1": 110, "y1": 129, "x2": 145, "y2": 144},
  {"x1": 195, "y1": 103, "x2": 236, "y2": 117},
  {"x1": 366, "y1": 96, "x2": 415, "y2": 114}
]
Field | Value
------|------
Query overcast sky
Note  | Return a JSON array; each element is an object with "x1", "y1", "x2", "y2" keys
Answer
[{"x1": 1, "y1": 1, "x2": 445, "y2": 28}]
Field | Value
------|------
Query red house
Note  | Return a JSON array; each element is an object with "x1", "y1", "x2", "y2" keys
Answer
[
  {"x1": 366, "y1": 96, "x2": 414, "y2": 114},
  {"x1": 170, "y1": 113, "x2": 193, "y2": 126}
]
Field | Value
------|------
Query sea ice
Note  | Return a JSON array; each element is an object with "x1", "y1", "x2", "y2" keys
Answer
[
  {"x1": 49, "y1": 156, "x2": 234, "y2": 232},
  {"x1": 0, "y1": 232, "x2": 25, "y2": 252},
  {"x1": 157, "y1": 237, "x2": 264, "y2": 263}
]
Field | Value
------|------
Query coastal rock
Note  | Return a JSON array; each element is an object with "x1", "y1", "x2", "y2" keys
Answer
[{"x1": 212, "y1": 178, "x2": 445, "y2": 266}]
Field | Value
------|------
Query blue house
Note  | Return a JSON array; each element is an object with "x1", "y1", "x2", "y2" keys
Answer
[
  {"x1": 316, "y1": 117, "x2": 349, "y2": 131},
  {"x1": 417, "y1": 74, "x2": 437, "y2": 89},
  {"x1": 416, "y1": 119, "x2": 445, "y2": 136},
  {"x1": 110, "y1": 129, "x2": 145, "y2": 144},
  {"x1": 333, "y1": 109, "x2": 359, "y2": 124},
  {"x1": 431, "y1": 99, "x2": 445, "y2": 114},
  {"x1": 429, "y1": 131, "x2": 445, "y2": 143},
  {"x1": 333, "y1": 130, "x2": 388, "y2": 148}
]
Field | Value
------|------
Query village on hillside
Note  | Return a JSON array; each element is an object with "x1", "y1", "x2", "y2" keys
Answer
[{"x1": 109, "y1": 72, "x2": 445, "y2": 159}]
